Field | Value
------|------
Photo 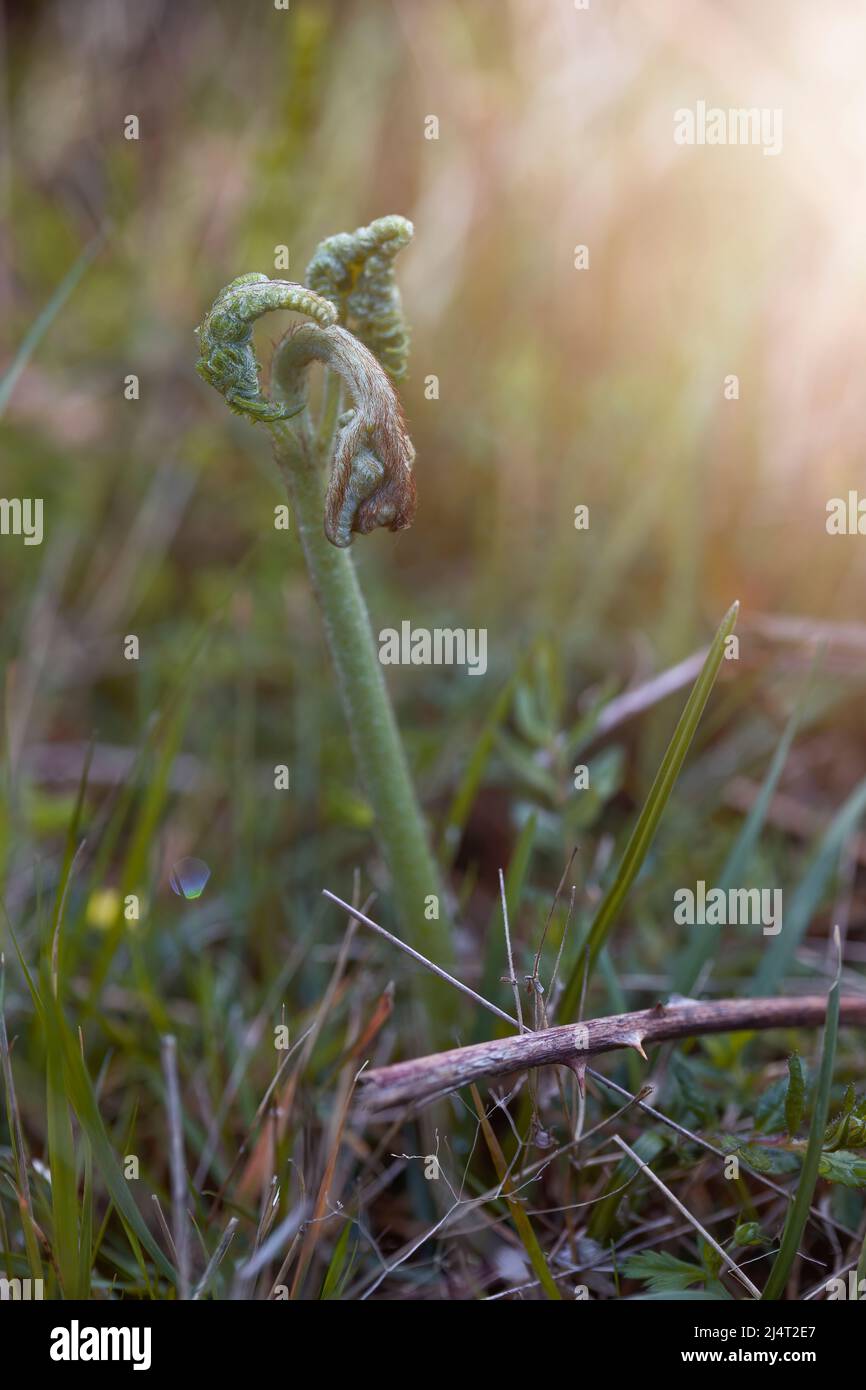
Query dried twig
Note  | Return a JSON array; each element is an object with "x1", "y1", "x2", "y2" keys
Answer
[
  {"x1": 359, "y1": 995, "x2": 866, "y2": 1113},
  {"x1": 321, "y1": 890, "x2": 518, "y2": 1028},
  {"x1": 610, "y1": 1134, "x2": 762, "y2": 1299}
]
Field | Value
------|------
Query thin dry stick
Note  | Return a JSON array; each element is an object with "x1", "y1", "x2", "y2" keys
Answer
[
  {"x1": 499, "y1": 868, "x2": 525, "y2": 1032},
  {"x1": 323, "y1": 889, "x2": 859, "y2": 1244},
  {"x1": 611, "y1": 1134, "x2": 762, "y2": 1299},
  {"x1": 322, "y1": 889, "x2": 518, "y2": 1028},
  {"x1": 532, "y1": 845, "x2": 578, "y2": 983},
  {"x1": 150, "y1": 1194, "x2": 178, "y2": 1264},
  {"x1": 360, "y1": 995, "x2": 866, "y2": 1112},
  {"x1": 192, "y1": 1217, "x2": 239, "y2": 1300}
]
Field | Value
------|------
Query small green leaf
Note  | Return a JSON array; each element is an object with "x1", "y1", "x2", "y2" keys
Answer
[
  {"x1": 754, "y1": 1073, "x2": 792, "y2": 1134},
  {"x1": 700, "y1": 1240, "x2": 723, "y2": 1281},
  {"x1": 734, "y1": 1143, "x2": 801, "y2": 1177},
  {"x1": 785, "y1": 1053, "x2": 806, "y2": 1136},
  {"x1": 623, "y1": 1249, "x2": 707, "y2": 1293},
  {"x1": 671, "y1": 1051, "x2": 715, "y2": 1126},
  {"x1": 817, "y1": 1150, "x2": 866, "y2": 1189},
  {"x1": 824, "y1": 1083, "x2": 857, "y2": 1150},
  {"x1": 733, "y1": 1222, "x2": 769, "y2": 1248}
]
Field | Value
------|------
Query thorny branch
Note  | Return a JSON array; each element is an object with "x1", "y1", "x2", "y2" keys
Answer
[{"x1": 359, "y1": 994, "x2": 866, "y2": 1114}]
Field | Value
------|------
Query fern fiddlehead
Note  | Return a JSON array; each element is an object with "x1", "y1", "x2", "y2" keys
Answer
[
  {"x1": 305, "y1": 214, "x2": 413, "y2": 380},
  {"x1": 195, "y1": 220, "x2": 455, "y2": 1018},
  {"x1": 195, "y1": 219, "x2": 416, "y2": 547},
  {"x1": 194, "y1": 273, "x2": 337, "y2": 422}
]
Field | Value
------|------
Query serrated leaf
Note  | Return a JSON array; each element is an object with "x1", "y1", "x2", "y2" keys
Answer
[
  {"x1": 623, "y1": 1249, "x2": 707, "y2": 1293},
  {"x1": 817, "y1": 1150, "x2": 866, "y2": 1189},
  {"x1": 824, "y1": 1083, "x2": 857, "y2": 1150},
  {"x1": 719, "y1": 1137, "x2": 802, "y2": 1177},
  {"x1": 671, "y1": 1051, "x2": 715, "y2": 1126}
]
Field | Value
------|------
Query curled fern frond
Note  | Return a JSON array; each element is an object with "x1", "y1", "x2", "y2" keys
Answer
[
  {"x1": 197, "y1": 221, "x2": 417, "y2": 546},
  {"x1": 195, "y1": 273, "x2": 338, "y2": 421},
  {"x1": 271, "y1": 322, "x2": 416, "y2": 548},
  {"x1": 305, "y1": 216, "x2": 414, "y2": 379}
]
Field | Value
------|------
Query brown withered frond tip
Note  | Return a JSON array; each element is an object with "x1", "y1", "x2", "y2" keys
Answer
[{"x1": 271, "y1": 322, "x2": 416, "y2": 548}]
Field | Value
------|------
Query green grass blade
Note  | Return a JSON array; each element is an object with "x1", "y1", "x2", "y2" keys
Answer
[
  {"x1": 440, "y1": 667, "x2": 522, "y2": 865},
  {"x1": 751, "y1": 775, "x2": 866, "y2": 995},
  {"x1": 471, "y1": 1084, "x2": 562, "y2": 1299},
  {"x1": 0, "y1": 957, "x2": 43, "y2": 1283},
  {"x1": 587, "y1": 1129, "x2": 666, "y2": 1243},
  {"x1": 760, "y1": 937, "x2": 841, "y2": 1299},
  {"x1": 47, "y1": 990, "x2": 177, "y2": 1284},
  {"x1": 0, "y1": 230, "x2": 105, "y2": 419},
  {"x1": 43, "y1": 1004, "x2": 82, "y2": 1295},
  {"x1": 76, "y1": 1136, "x2": 94, "y2": 1300},
  {"x1": 674, "y1": 668, "x2": 811, "y2": 994},
  {"x1": 560, "y1": 601, "x2": 739, "y2": 1018},
  {"x1": 320, "y1": 1219, "x2": 356, "y2": 1299}
]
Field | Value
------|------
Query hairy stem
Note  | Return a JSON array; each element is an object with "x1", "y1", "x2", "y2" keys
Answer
[
  {"x1": 267, "y1": 410, "x2": 455, "y2": 1008},
  {"x1": 195, "y1": 234, "x2": 452, "y2": 1023}
]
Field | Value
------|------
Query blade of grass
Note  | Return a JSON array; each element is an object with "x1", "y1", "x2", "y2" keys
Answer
[
  {"x1": 320, "y1": 1219, "x2": 357, "y2": 1300},
  {"x1": 0, "y1": 955, "x2": 43, "y2": 1283},
  {"x1": 560, "y1": 601, "x2": 739, "y2": 1018},
  {"x1": 674, "y1": 661, "x2": 813, "y2": 994},
  {"x1": 587, "y1": 1128, "x2": 665, "y2": 1243},
  {"x1": 760, "y1": 929, "x2": 842, "y2": 1299},
  {"x1": 76, "y1": 1134, "x2": 94, "y2": 1300},
  {"x1": 751, "y1": 777, "x2": 866, "y2": 995},
  {"x1": 87, "y1": 696, "x2": 192, "y2": 1017},
  {"x1": 0, "y1": 229, "x2": 105, "y2": 418},
  {"x1": 470, "y1": 1083, "x2": 562, "y2": 1299},
  {"x1": 46, "y1": 988, "x2": 177, "y2": 1284},
  {"x1": 40, "y1": 760, "x2": 91, "y2": 1297},
  {"x1": 42, "y1": 982, "x2": 80, "y2": 1295},
  {"x1": 439, "y1": 665, "x2": 522, "y2": 864}
]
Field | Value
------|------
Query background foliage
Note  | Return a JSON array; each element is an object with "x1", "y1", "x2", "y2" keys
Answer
[{"x1": 1, "y1": 0, "x2": 864, "y2": 1300}]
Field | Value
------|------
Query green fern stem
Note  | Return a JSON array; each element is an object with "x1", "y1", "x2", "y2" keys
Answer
[
  {"x1": 196, "y1": 221, "x2": 455, "y2": 1020},
  {"x1": 267, "y1": 408, "x2": 455, "y2": 993}
]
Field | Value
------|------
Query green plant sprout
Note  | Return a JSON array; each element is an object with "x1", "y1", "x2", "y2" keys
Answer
[{"x1": 195, "y1": 217, "x2": 454, "y2": 1008}]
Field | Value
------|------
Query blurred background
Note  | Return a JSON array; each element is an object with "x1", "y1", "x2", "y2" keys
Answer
[{"x1": 1, "y1": 0, "x2": 865, "y2": 1299}]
